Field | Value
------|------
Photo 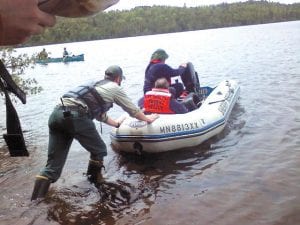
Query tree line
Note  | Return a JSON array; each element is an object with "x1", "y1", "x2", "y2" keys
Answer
[
  {"x1": 19, "y1": 1, "x2": 300, "y2": 47},
  {"x1": 1, "y1": 1, "x2": 299, "y2": 98}
]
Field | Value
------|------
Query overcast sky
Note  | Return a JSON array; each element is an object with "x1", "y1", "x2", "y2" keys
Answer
[{"x1": 108, "y1": 0, "x2": 300, "y2": 10}]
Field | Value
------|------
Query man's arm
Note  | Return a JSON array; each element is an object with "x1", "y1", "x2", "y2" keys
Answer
[{"x1": 96, "y1": 109, "x2": 158, "y2": 127}]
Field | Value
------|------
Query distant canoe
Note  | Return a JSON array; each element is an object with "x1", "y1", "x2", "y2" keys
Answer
[{"x1": 36, "y1": 54, "x2": 84, "y2": 64}]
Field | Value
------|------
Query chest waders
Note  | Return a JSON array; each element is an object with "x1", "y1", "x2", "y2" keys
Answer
[
  {"x1": 62, "y1": 80, "x2": 113, "y2": 119},
  {"x1": 31, "y1": 81, "x2": 110, "y2": 200},
  {"x1": 66, "y1": 81, "x2": 111, "y2": 185},
  {"x1": 65, "y1": 81, "x2": 109, "y2": 186}
]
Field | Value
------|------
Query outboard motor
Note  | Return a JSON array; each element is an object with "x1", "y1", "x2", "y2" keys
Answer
[
  {"x1": 181, "y1": 62, "x2": 201, "y2": 95},
  {"x1": 170, "y1": 79, "x2": 184, "y2": 99}
]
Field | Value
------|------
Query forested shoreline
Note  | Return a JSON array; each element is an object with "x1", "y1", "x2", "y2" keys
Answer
[{"x1": 26, "y1": 1, "x2": 300, "y2": 46}]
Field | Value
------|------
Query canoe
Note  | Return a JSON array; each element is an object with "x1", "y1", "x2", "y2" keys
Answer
[
  {"x1": 36, "y1": 54, "x2": 84, "y2": 64},
  {"x1": 110, "y1": 66, "x2": 240, "y2": 154}
]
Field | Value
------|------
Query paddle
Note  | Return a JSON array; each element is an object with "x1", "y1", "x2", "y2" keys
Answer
[
  {"x1": 208, "y1": 99, "x2": 226, "y2": 105},
  {"x1": 0, "y1": 61, "x2": 28, "y2": 157}
]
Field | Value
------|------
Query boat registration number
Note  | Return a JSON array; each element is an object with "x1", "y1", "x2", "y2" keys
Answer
[{"x1": 159, "y1": 121, "x2": 205, "y2": 134}]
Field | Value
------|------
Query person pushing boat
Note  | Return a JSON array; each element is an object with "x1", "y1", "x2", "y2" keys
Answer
[{"x1": 31, "y1": 65, "x2": 158, "y2": 200}]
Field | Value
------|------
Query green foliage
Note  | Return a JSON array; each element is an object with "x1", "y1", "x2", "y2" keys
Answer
[
  {"x1": 25, "y1": 1, "x2": 300, "y2": 46},
  {"x1": 0, "y1": 48, "x2": 43, "y2": 96}
]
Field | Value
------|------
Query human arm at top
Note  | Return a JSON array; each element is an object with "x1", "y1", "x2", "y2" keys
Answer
[
  {"x1": 162, "y1": 63, "x2": 187, "y2": 78},
  {"x1": 0, "y1": 0, "x2": 56, "y2": 46}
]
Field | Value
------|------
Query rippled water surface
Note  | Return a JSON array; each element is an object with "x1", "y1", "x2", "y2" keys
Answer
[{"x1": 1, "y1": 21, "x2": 299, "y2": 225}]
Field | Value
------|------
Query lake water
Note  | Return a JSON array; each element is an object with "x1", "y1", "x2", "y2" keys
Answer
[{"x1": 0, "y1": 21, "x2": 299, "y2": 225}]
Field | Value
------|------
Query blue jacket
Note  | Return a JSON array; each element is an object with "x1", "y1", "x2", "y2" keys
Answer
[{"x1": 143, "y1": 63, "x2": 186, "y2": 94}]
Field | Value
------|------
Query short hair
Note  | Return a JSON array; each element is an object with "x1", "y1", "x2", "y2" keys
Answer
[
  {"x1": 155, "y1": 78, "x2": 169, "y2": 89},
  {"x1": 104, "y1": 65, "x2": 125, "y2": 81}
]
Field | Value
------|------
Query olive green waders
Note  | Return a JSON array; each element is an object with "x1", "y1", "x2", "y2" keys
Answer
[{"x1": 31, "y1": 105, "x2": 107, "y2": 200}]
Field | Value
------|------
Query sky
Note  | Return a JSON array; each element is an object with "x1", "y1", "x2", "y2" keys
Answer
[{"x1": 108, "y1": 0, "x2": 300, "y2": 10}]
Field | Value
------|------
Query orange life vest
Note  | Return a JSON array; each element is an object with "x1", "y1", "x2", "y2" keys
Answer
[{"x1": 144, "y1": 88, "x2": 174, "y2": 114}]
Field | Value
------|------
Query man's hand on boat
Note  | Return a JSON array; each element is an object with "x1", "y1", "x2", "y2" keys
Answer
[
  {"x1": 98, "y1": 112, "x2": 158, "y2": 129},
  {"x1": 145, "y1": 113, "x2": 159, "y2": 124},
  {"x1": 134, "y1": 111, "x2": 159, "y2": 124}
]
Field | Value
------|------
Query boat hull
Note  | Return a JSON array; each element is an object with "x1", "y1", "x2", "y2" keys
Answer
[
  {"x1": 110, "y1": 80, "x2": 240, "y2": 154},
  {"x1": 36, "y1": 54, "x2": 84, "y2": 64}
]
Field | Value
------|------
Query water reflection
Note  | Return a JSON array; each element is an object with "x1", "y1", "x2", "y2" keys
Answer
[
  {"x1": 43, "y1": 126, "x2": 240, "y2": 225},
  {"x1": 0, "y1": 93, "x2": 245, "y2": 225}
]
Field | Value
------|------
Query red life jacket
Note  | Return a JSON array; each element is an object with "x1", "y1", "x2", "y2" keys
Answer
[{"x1": 144, "y1": 88, "x2": 175, "y2": 114}]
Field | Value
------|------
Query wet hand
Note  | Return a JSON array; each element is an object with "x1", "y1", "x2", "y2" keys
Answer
[{"x1": 147, "y1": 113, "x2": 159, "y2": 123}]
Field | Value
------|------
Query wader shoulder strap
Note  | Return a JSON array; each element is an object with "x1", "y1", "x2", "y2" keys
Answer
[{"x1": 0, "y1": 61, "x2": 28, "y2": 157}]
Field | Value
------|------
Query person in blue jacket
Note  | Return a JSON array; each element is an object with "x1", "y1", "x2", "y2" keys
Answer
[{"x1": 143, "y1": 49, "x2": 187, "y2": 95}]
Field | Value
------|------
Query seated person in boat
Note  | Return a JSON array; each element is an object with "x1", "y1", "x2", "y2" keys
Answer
[
  {"x1": 139, "y1": 78, "x2": 188, "y2": 114},
  {"x1": 38, "y1": 48, "x2": 48, "y2": 60},
  {"x1": 63, "y1": 47, "x2": 69, "y2": 58},
  {"x1": 143, "y1": 49, "x2": 187, "y2": 97}
]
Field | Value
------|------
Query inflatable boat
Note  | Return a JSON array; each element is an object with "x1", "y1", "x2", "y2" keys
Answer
[{"x1": 110, "y1": 63, "x2": 240, "y2": 154}]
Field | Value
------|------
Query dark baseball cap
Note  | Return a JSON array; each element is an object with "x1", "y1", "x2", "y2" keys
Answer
[{"x1": 105, "y1": 65, "x2": 126, "y2": 80}]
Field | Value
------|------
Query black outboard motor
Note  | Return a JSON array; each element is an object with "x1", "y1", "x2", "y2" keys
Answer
[
  {"x1": 181, "y1": 92, "x2": 201, "y2": 111},
  {"x1": 180, "y1": 62, "x2": 202, "y2": 110},
  {"x1": 170, "y1": 79, "x2": 184, "y2": 99},
  {"x1": 181, "y1": 62, "x2": 201, "y2": 94}
]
